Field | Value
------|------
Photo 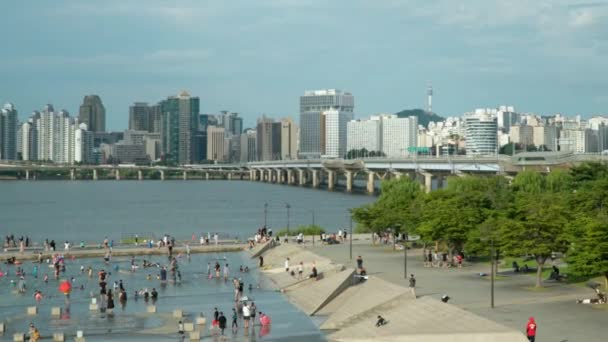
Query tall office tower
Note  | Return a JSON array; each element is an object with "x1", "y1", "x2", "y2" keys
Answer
[
  {"x1": 74, "y1": 123, "x2": 94, "y2": 163},
  {"x1": 323, "y1": 109, "x2": 353, "y2": 158},
  {"x1": 79, "y1": 95, "x2": 106, "y2": 132},
  {"x1": 159, "y1": 91, "x2": 200, "y2": 164},
  {"x1": 206, "y1": 125, "x2": 226, "y2": 162},
  {"x1": 218, "y1": 111, "x2": 243, "y2": 136},
  {"x1": 256, "y1": 116, "x2": 275, "y2": 161},
  {"x1": 465, "y1": 109, "x2": 498, "y2": 155},
  {"x1": 240, "y1": 129, "x2": 257, "y2": 162},
  {"x1": 299, "y1": 89, "x2": 354, "y2": 159},
  {"x1": 148, "y1": 104, "x2": 162, "y2": 133},
  {"x1": 496, "y1": 106, "x2": 520, "y2": 133},
  {"x1": 381, "y1": 115, "x2": 418, "y2": 158},
  {"x1": 347, "y1": 116, "x2": 381, "y2": 153},
  {"x1": 129, "y1": 102, "x2": 150, "y2": 131},
  {"x1": 0, "y1": 103, "x2": 18, "y2": 160},
  {"x1": 280, "y1": 118, "x2": 298, "y2": 160}
]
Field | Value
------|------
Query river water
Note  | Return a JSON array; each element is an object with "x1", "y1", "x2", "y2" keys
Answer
[
  {"x1": 0, "y1": 180, "x2": 375, "y2": 341},
  {"x1": 0, "y1": 180, "x2": 375, "y2": 243}
]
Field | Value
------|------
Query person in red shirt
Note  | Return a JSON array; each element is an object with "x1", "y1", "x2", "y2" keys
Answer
[{"x1": 526, "y1": 316, "x2": 537, "y2": 342}]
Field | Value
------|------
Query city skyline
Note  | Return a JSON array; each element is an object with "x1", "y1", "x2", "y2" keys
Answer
[{"x1": 1, "y1": 1, "x2": 607, "y2": 130}]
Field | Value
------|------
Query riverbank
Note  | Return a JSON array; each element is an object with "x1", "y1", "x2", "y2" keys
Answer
[
  {"x1": 2, "y1": 243, "x2": 248, "y2": 262},
  {"x1": 249, "y1": 240, "x2": 528, "y2": 341}
]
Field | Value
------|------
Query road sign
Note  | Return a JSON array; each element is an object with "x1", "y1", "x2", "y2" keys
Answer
[{"x1": 407, "y1": 235, "x2": 421, "y2": 241}]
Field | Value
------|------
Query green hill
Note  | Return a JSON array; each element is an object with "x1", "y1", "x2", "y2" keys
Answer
[{"x1": 395, "y1": 108, "x2": 445, "y2": 127}]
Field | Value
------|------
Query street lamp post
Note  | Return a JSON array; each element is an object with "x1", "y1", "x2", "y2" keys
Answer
[
  {"x1": 286, "y1": 203, "x2": 291, "y2": 237},
  {"x1": 311, "y1": 209, "x2": 315, "y2": 247},
  {"x1": 404, "y1": 231, "x2": 408, "y2": 279},
  {"x1": 264, "y1": 202, "x2": 268, "y2": 228},
  {"x1": 490, "y1": 239, "x2": 495, "y2": 308},
  {"x1": 349, "y1": 213, "x2": 353, "y2": 260}
]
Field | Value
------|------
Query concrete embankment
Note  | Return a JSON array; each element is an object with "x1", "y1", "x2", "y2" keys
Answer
[
  {"x1": 251, "y1": 241, "x2": 528, "y2": 342},
  {"x1": 4, "y1": 243, "x2": 247, "y2": 261}
]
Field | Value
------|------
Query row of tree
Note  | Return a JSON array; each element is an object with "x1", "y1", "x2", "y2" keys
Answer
[{"x1": 352, "y1": 162, "x2": 608, "y2": 288}]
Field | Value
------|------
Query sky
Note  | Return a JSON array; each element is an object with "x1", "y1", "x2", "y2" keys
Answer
[{"x1": 1, "y1": 0, "x2": 607, "y2": 130}]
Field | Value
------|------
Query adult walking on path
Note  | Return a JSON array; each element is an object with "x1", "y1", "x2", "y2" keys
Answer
[
  {"x1": 526, "y1": 317, "x2": 537, "y2": 342},
  {"x1": 408, "y1": 274, "x2": 416, "y2": 298}
]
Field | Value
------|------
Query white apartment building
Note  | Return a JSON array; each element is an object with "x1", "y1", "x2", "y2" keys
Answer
[
  {"x1": 34, "y1": 106, "x2": 78, "y2": 163},
  {"x1": 559, "y1": 129, "x2": 586, "y2": 153},
  {"x1": 381, "y1": 115, "x2": 418, "y2": 158},
  {"x1": 347, "y1": 117, "x2": 381, "y2": 152},
  {"x1": 322, "y1": 109, "x2": 353, "y2": 158},
  {"x1": 465, "y1": 109, "x2": 498, "y2": 155},
  {"x1": 74, "y1": 123, "x2": 94, "y2": 163}
]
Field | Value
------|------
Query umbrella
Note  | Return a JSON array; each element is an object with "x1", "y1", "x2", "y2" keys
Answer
[{"x1": 59, "y1": 280, "x2": 72, "y2": 295}]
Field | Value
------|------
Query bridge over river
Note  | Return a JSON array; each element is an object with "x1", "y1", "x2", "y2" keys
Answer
[{"x1": 1, "y1": 152, "x2": 603, "y2": 194}]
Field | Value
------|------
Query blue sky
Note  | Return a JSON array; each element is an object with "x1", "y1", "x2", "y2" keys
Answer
[{"x1": 1, "y1": 0, "x2": 607, "y2": 130}]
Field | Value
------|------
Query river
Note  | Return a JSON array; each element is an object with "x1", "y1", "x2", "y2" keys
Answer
[{"x1": 1, "y1": 180, "x2": 375, "y2": 246}]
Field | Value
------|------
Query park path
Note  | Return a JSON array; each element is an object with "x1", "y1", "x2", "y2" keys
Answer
[{"x1": 307, "y1": 240, "x2": 607, "y2": 342}]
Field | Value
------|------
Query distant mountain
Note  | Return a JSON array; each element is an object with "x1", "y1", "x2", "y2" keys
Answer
[{"x1": 395, "y1": 108, "x2": 445, "y2": 127}]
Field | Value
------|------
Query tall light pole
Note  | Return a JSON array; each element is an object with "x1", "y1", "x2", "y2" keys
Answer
[
  {"x1": 311, "y1": 209, "x2": 315, "y2": 247},
  {"x1": 490, "y1": 239, "x2": 495, "y2": 309},
  {"x1": 264, "y1": 202, "x2": 268, "y2": 228},
  {"x1": 404, "y1": 231, "x2": 408, "y2": 279},
  {"x1": 286, "y1": 203, "x2": 291, "y2": 237},
  {"x1": 349, "y1": 213, "x2": 353, "y2": 260}
]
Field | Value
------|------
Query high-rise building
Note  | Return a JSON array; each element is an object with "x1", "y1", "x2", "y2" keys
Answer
[
  {"x1": 347, "y1": 116, "x2": 381, "y2": 153},
  {"x1": 74, "y1": 123, "x2": 94, "y2": 163},
  {"x1": 496, "y1": 106, "x2": 519, "y2": 133},
  {"x1": 78, "y1": 95, "x2": 106, "y2": 132},
  {"x1": 280, "y1": 118, "x2": 298, "y2": 160},
  {"x1": 257, "y1": 116, "x2": 275, "y2": 161},
  {"x1": 207, "y1": 126, "x2": 226, "y2": 162},
  {"x1": 559, "y1": 129, "x2": 586, "y2": 153},
  {"x1": 129, "y1": 102, "x2": 150, "y2": 131},
  {"x1": 219, "y1": 111, "x2": 243, "y2": 136},
  {"x1": 159, "y1": 91, "x2": 200, "y2": 164},
  {"x1": 465, "y1": 109, "x2": 498, "y2": 155},
  {"x1": 381, "y1": 115, "x2": 418, "y2": 158},
  {"x1": 509, "y1": 125, "x2": 534, "y2": 146},
  {"x1": 0, "y1": 103, "x2": 18, "y2": 160},
  {"x1": 322, "y1": 109, "x2": 353, "y2": 158},
  {"x1": 533, "y1": 126, "x2": 558, "y2": 151},
  {"x1": 299, "y1": 89, "x2": 354, "y2": 159},
  {"x1": 240, "y1": 129, "x2": 257, "y2": 162},
  {"x1": 21, "y1": 119, "x2": 38, "y2": 161}
]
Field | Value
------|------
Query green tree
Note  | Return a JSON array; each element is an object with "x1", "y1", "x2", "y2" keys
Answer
[
  {"x1": 570, "y1": 162, "x2": 608, "y2": 184},
  {"x1": 500, "y1": 193, "x2": 570, "y2": 287},
  {"x1": 416, "y1": 186, "x2": 489, "y2": 256},
  {"x1": 566, "y1": 176, "x2": 608, "y2": 287},
  {"x1": 566, "y1": 214, "x2": 608, "y2": 288},
  {"x1": 351, "y1": 177, "x2": 421, "y2": 235},
  {"x1": 512, "y1": 171, "x2": 546, "y2": 194}
]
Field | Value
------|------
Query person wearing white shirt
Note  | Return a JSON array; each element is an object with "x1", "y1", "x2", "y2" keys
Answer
[
  {"x1": 284, "y1": 258, "x2": 290, "y2": 272},
  {"x1": 242, "y1": 301, "x2": 251, "y2": 329}
]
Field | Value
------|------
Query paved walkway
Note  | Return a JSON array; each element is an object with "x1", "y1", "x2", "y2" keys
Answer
[{"x1": 306, "y1": 240, "x2": 607, "y2": 342}]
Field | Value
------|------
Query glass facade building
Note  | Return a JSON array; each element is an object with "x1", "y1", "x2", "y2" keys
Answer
[{"x1": 299, "y1": 89, "x2": 354, "y2": 159}]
